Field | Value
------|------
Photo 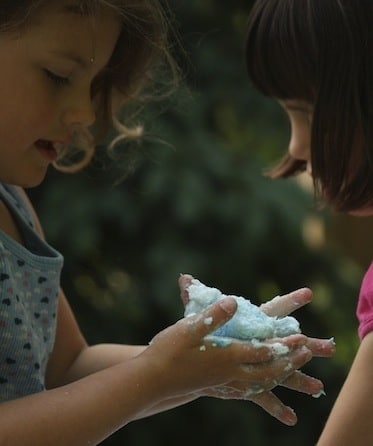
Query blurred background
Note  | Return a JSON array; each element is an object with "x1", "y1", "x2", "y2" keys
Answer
[{"x1": 28, "y1": 1, "x2": 372, "y2": 444}]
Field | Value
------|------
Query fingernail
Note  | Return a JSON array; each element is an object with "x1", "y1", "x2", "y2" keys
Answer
[
  {"x1": 312, "y1": 390, "x2": 326, "y2": 399},
  {"x1": 282, "y1": 407, "x2": 297, "y2": 426},
  {"x1": 218, "y1": 297, "x2": 236, "y2": 313}
]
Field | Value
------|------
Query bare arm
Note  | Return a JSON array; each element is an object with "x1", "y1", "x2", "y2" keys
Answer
[
  {"x1": 0, "y1": 294, "x2": 313, "y2": 446},
  {"x1": 0, "y1": 189, "x2": 327, "y2": 443},
  {"x1": 46, "y1": 290, "x2": 313, "y2": 422},
  {"x1": 317, "y1": 332, "x2": 373, "y2": 445},
  {"x1": 179, "y1": 274, "x2": 335, "y2": 425}
]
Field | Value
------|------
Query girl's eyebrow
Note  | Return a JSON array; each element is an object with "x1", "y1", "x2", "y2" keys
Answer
[{"x1": 47, "y1": 49, "x2": 88, "y2": 68}]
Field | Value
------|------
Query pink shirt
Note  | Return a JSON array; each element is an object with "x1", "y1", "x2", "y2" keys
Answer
[{"x1": 357, "y1": 262, "x2": 373, "y2": 340}]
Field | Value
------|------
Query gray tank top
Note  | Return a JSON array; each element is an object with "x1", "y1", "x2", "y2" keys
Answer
[{"x1": 0, "y1": 183, "x2": 63, "y2": 401}]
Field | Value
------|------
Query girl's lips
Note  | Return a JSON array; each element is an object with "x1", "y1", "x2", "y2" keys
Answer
[{"x1": 35, "y1": 139, "x2": 58, "y2": 162}]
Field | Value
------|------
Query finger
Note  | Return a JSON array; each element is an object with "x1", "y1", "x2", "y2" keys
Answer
[
  {"x1": 239, "y1": 334, "x2": 307, "y2": 362},
  {"x1": 250, "y1": 391, "x2": 297, "y2": 426},
  {"x1": 280, "y1": 370, "x2": 325, "y2": 396},
  {"x1": 268, "y1": 334, "x2": 307, "y2": 351},
  {"x1": 267, "y1": 334, "x2": 335, "y2": 358},
  {"x1": 306, "y1": 337, "x2": 336, "y2": 357},
  {"x1": 178, "y1": 274, "x2": 194, "y2": 305},
  {"x1": 260, "y1": 287, "x2": 312, "y2": 317},
  {"x1": 184, "y1": 296, "x2": 237, "y2": 340},
  {"x1": 240, "y1": 346, "x2": 312, "y2": 383},
  {"x1": 201, "y1": 334, "x2": 308, "y2": 365},
  {"x1": 200, "y1": 385, "x2": 256, "y2": 400}
]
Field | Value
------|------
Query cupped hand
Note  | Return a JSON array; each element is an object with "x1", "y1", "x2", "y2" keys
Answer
[
  {"x1": 146, "y1": 292, "x2": 312, "y2": 404},
  {"x1": 179, "y1": 274, "x2": 335, "y2": 358},
  {"x1": 177, "y1": 274, "x2": 335, "y2": 425}
]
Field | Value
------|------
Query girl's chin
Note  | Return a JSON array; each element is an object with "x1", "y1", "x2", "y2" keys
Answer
[
  {"x1": 348, "y1": 208, "x2": 373, "y2": 217},
  {"x1": 4, "y1": 169, "x2": 49, "y2": 189}
]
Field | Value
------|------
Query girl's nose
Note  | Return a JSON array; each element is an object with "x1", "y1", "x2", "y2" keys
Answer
[
  {"x1": 61, "y1": 94, "x2": 96, "y2": 129},
  {"x1": 288, "y1": 122, "x2": 311, "y2": 162},
  {"x1": 288, "y1": 136, "x2": 310, "y2": 161}
]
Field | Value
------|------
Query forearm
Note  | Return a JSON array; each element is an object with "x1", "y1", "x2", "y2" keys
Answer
[
  {"x1": 59, "y1": 343, "x2": 146, "y2": 384},
  {"x1": 132, "y1": 394, "x2": 199, "y2": 420},
  {"x1": 59, "y1": 343, "x2": 200, "y2": 419},
  {"x1": 316, "y1": 376, "x2": 371, "y2": 446},
  {"x1": 1, "y1": 354, "x2": 164, "y2": 446},
  {"x1": 317, "y1": 333, "x2": 373, "y2": 445}
]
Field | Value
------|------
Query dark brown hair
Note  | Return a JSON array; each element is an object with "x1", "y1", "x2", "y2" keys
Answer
[{"x1": 246, "y1": 0, "x2": 373, "y2": 212}]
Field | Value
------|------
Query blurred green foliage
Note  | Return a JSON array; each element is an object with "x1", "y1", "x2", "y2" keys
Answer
[{"x1": 28, "y1": 1, "x2": 364, "y2": 445}]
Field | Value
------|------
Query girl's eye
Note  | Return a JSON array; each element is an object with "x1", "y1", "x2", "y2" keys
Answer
[{"x1": 44, "y1": 69, "x2": 71, "y2": 86}]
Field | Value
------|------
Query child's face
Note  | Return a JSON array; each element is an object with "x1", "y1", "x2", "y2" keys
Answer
[
  {"x1": 0, "y1": 2, "x2": 120, "y2": 188},
  {"x1": 279, "y1": 100, "x2": 373, "y2": 216}
]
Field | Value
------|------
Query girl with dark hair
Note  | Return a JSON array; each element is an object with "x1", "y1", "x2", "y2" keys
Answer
[{"x1": 246, "y1": 1, "x2": 373, "y2": 444}]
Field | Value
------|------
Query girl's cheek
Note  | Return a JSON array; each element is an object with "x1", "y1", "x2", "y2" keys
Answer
[{"x1": 33, "y1": 99, "x2": 58, "y2": 126}]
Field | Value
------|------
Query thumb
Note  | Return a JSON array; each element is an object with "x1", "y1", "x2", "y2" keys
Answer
[
  {"x1": 178, "y1": 274, "x2": 194, "y2": 306},
  {"x1": 185, "y1": 297, "x2": 237, "y2": 340}
]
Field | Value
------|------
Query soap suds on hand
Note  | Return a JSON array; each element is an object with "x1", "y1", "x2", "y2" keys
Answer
[
  {"x1": 184, "y1": 278, "x2": 301, "y2": 341},
  {"x1": 183, "y1": 278, "x2": 328, "y2": 400}
]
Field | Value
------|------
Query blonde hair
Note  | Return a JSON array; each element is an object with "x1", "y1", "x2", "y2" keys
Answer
[{"x1": 2, "y1": 0, "x2": 179, "y2": 172}]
